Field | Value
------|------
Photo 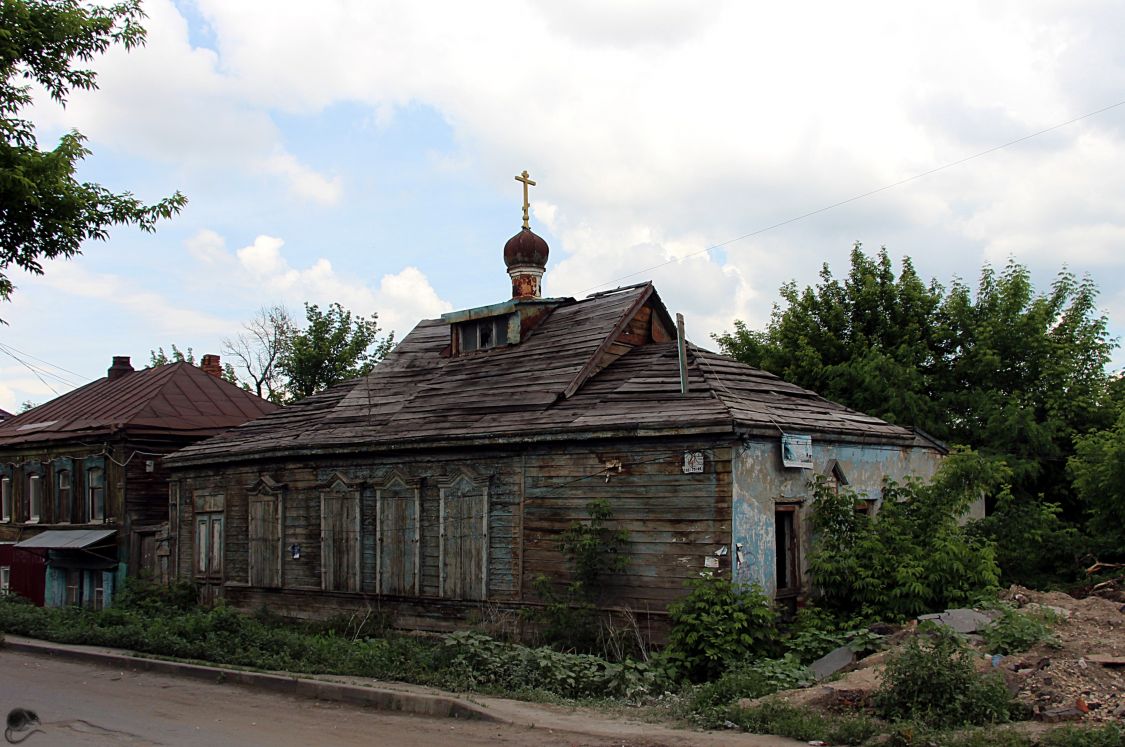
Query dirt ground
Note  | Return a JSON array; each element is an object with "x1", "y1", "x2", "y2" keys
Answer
[
  {"x1": 1001, "y1": 584, "x2": 1125, "y2": 722},
  {"x1": 752, "y1": 581, "x2": 1125, "y2": 726}
]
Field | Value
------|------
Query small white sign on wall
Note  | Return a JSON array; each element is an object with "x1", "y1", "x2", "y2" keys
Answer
[
  {"x1": 682, "y1": 451, "x2": 704, "y2": 473},
  {"x1": 781, "y1": 434, "x2": 814, "y2": 469}
]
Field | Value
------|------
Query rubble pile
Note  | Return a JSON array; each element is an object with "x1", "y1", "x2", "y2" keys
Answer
[
  {"x1": 1002, "y1": 585, "x2": 1125, "y2": 722},
  {"x1": 745, "y1": 582, "x2": 1125, "y2": 725}
]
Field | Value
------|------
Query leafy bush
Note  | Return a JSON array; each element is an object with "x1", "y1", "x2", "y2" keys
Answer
[
  {"x1": 808, "y1": 451, "x2": 1001, "y2": 621},
  {"x1": 0, "y1": 596, "x2": 670, "y2": 702},
  {"x1": 530, "y1": 499, "x2": 630, "y2": 655},
  {"x1": 665, "y1": 575, "x2": 781, "y2": 682},
  {"x1": 686, "y1": 655, "x2": 812, "y2": 716},
  {"x1": 114, "y1": 578, "x2": 199, "y2": 613},
  {"x1": 968, "y1": 492, "x2": 1084, "y2": 588},
  {"x1": 980, "y1": 606, "x2": 1057, "y2": 655},
  {"x1": 781, "y1": 605, "x2": 882, "y2": 663},
  {"x1": 1040, "y1": 723, "x2": 1125, "y2": 747},
  {"x1": 440, "y1": 630, "x2": 666, "y2": 699},
  {"x1": 724, "y1": 700, "x2": 878, "y2": 745},
  {"x1": 558, "y1": 499, "x2": 628, "y2": 595},
  {"x1": 874, "y1": 627, "x2": 1015, "y2": 728}
]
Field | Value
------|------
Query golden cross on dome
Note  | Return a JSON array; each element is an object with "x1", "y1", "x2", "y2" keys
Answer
[{"x1": 514, "y1": 170, "x2": 536, "y2": 229}]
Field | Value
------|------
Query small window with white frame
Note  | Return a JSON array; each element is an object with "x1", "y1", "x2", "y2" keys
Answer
[
  {"x1": 0, "y1": 565, "x2": 10, "y2": 594},
  {"x1": 27, "y1": 474, "x2": 42, "y2": 523},
  {"x1": 1, "y1": 476, "x2": 10, "y2": 522}
]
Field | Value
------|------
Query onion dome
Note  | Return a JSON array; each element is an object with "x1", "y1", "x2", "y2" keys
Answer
[{"x1": 503, "y1": 227, "x2": 550, "y2": 271}]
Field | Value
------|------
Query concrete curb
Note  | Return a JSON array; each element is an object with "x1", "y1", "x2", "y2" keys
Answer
[{"x1": 2, "y1": 636, "x2": 497, "y2": 723}]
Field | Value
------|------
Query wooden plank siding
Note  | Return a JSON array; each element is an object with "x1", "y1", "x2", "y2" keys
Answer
[
  {"x1": 521, "y1": 439, "x2": 732, "y2": 610},
  {"x1": 170, "y1": 436, "x2": 732, "y2": 636}
]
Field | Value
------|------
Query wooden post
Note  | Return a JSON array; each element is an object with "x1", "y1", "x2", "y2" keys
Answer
[{"x1": 676, "y1": 313, "x2": 689, "y2": 395}]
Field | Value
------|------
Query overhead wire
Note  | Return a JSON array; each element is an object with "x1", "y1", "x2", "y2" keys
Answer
[{"x1": 581, "y1": 97, "x2": 1125, "y2": 293}]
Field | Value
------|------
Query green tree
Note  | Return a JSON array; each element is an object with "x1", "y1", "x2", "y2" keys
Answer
[
  {"x1": 1, "y1": 0, "x2": 186, "y2": 310},
  {"x1": 717, "y1": 246, "x2": 1116, "y2": 515},
  {"x1": 276, "y1": 302, "x2": 394, "y2": 401},
  {"x1": 936, "y1": 265, "x2": 1115, "y2": 513},
  {"x1": 1069, "y1": 409, "x2": 1125, "y2": 557},
  {"x1": 149, "y1": 344, "x2": 239, "y2": 384},
  {"x1": 717, "y1": 244, "x2": 946, "y2": 430},
  {"x1": 808, "y1": 450, "x2": 1000, "y2": 620}
]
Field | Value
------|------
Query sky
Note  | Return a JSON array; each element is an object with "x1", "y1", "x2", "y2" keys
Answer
[{"x1": 3, "y1": 0, "x2": 1125, "y2": 412}]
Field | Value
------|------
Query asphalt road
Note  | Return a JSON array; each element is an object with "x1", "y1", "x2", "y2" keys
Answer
[{"x1": 0, "y1": 650, "x2": 643, "y2": 747}]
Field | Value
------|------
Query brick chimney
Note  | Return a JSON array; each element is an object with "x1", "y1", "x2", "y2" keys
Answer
[
  {"x1": 107, "y1": 356, "x2": 134, "y2": 381},
  {"x1": 200, "y1": 354, "x2": 223, "y2": 378}
]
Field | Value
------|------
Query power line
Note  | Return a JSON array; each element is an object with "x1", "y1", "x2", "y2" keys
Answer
[
  {"x1": 0, "y1": 343, "x2": 84, "y2": 391},
  {"x1": 582, "y1": 97, "x2": 1125, "y2": 293},
  {"x1": 0, "y1": 342, "x2": 87, "y2": 381}
]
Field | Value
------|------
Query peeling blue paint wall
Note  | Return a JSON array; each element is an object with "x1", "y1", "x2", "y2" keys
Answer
[{"x1": 731, "y1": 438, "x2": 944, "y2": 597}]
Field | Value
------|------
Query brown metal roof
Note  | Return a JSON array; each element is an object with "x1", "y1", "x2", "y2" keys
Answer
[
  {"x1": 165, "y1": 283, "x2": 922, "y2": 468},
  {"x1": 0, "y1": 362, "x2": 280, "y2": 447}
]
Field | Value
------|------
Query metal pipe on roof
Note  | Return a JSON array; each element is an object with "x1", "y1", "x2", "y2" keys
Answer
[{"x1": 676, "y1": 313, "x2": 689, "y2": 396}]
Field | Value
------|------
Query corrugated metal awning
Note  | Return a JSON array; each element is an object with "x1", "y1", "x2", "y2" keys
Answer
[{"x1": 15, "y1": 529, "x2": 116, "y2": 549}]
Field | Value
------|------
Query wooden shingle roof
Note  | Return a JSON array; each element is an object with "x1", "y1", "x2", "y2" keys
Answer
[
  {"x1": 166, "y1": 283, "x2": 923, "y2": 468},
  {"x1": 0, "y1": 362, "x2": 280, "y2": 447}
]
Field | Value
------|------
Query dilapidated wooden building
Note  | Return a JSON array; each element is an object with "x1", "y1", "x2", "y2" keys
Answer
[
  {"x1": 0, "y1": 355, "x2": 278, "y2": 607},
  {"x1": 164, "y1": 217, "x2": 945, "y2": 633}
]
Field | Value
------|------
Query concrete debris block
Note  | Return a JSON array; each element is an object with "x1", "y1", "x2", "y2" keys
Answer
[
  {"x1": 810, "y1": 645, "x2": 856, "y2": 682},
  {"x1": 1025, "y1": 603, "x2": 1072, "y2": 621},
  {"x1": 1086, "y1": 653, "x2": 1125, "y2": 667},
  {"x1": 918, "y1": 608, "x2": 994, "y2": 634},
  {"x1": 1039, "y1": 705, "x2": 1084, "y2": 722}
]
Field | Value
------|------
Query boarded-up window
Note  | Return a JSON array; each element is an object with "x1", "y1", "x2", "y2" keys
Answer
[
  {"x1": 321, "y1": 480, "x2": 360, "y2": 592},
  {"x1": 55, "y1": 469, "x2": 72, "y2": 523},
  {"x1": 195, "y1": 513, "x2": 224, "y2": 578},
  {"x1": 439, "y1": 472, "x2": 488, "y2": 600},
  {"x1": 376, "y1": 473, "x2": 419, "y2": 596},
  {"x1": 248, "y1": 491, "x2": 282, "y2": 588}
]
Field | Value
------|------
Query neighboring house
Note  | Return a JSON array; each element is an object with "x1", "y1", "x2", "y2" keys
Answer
[
  {"x1": 0, "y1": 355, "x2": 278, "y2": 608},
  {"x1": 164, "y1": 223, "x2": 945, "y2": 636},
  {"x1": 0, "y1": 408, "x2": 12, "y2": 423}
]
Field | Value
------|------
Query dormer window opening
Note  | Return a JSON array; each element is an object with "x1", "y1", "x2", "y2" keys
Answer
[{"x1": 459, "y1": 314, "x2": 512, "y2": 354}]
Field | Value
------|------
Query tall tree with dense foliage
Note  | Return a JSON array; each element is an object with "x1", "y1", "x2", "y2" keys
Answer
[
  {"x1": 717, "y1": 244, "x2": 945, "y2": 430},
  {"x1": 1069, "y1": 410, "x2": 1125, "y2": 557},
  {"x1": 276, "y1": 302, "x2": 394, "y2": 401},
  {"x1": 717, "y1": 244, "x2": 1115, "y2": 511},
  {"x1": 718, "y1": 244, "x2": 1117, "y2": 584},
  {"x1": 1, "y1": 0, "x2": 186, "y2": 310}
]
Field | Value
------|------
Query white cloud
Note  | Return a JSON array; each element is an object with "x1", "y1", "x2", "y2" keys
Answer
[
  {"x1": 208, "y1": 232, "x2": 452, "y2": 337},
  {"x1": 16, "y1": 0, "x2": 1125, "y2": 377},
  {"x1": 29, "y1": 0, "x2": 340, "y2": 206},
  {"x1": 39, "y1": 263, "x2": 233, "y2": 338},
  {"x1": 262, "y1": 153, "x2": 343, "y2": 205},
  {"x1": 167, "y1": 1, "x2": 1125, "y2": 351}
]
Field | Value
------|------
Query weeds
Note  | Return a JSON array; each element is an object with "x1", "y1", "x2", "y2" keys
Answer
[
  {"x1": 874, "y1": 626, "x2": 1016, "y2": 727},
  {"x1": 980, "y1": 605, "x2": 1058, "y2": 655},
  {"x1": 664, "y1": 574, "x2": 780, "y2": 682}
]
